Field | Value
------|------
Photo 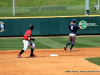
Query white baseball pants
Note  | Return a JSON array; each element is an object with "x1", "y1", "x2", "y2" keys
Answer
[
  {"x1": 69, "y1": 33, "x2": 76, "y2": 44},
  {"x1": 23, "y1": 40, "x2": 35, "y2": 51}
]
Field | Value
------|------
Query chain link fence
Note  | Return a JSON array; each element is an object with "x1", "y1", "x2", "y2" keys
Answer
[
  {"x1": 40, "y1": 5, "x2": 85, "y2": 11},
  {"x1": 0, "y1": 0, "x2": 99, "y2": 17},
  {"x1": 0, "y1": 7, "x2": 38, "y2": 13},
  {"x1": 0, "y1": 5, "x2": 86, "y2": 17}
]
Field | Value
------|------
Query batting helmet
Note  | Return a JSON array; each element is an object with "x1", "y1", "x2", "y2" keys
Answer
[{"x1": 29, "y1": 24, "x2": 34, "y2": 30}]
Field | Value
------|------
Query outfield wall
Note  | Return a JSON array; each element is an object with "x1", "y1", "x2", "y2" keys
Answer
[{"x1": 0, "y1": 15, "x2": 100, "y2": 36}]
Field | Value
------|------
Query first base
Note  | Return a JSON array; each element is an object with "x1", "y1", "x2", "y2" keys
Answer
[{"x1": 50, "y1": 54, "x2": 58, "y2": 57}]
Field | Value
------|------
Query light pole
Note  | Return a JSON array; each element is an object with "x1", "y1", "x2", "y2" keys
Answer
[
  {"x1": 13, "y1": 0, "x2": 15, "y2": 16},
  {"x1": 97, "y1": 0, "x2": 99, "y2": 10},
  {"x1": 85, "y1": 0, "x2": 89, "y2": 15}
]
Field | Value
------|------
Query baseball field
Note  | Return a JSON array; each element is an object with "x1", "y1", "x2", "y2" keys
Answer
[
  {"x1": 0, "y1": 0, "x2": 100, "y2": 75},
  {"x1": 0, "y1": 35, "x2": 100, "y2": 75}
]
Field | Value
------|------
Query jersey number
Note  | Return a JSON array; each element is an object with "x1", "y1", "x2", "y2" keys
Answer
[{"x1": 71, "y1": 26, "x2": 73, "y2": 30}]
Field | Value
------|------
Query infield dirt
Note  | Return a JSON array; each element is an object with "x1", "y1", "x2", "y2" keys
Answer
[{"x1": 0, "y1": 47, "x2": 100, "y2": 75}]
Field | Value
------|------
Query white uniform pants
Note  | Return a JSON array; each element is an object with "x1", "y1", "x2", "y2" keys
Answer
[{"x1": 23, "y1": 40, "x2": 35, "y2": 51}]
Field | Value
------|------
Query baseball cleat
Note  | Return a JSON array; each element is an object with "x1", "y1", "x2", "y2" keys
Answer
[
  {"x1": 64, "y1": 46, "x2": 67, "y2": 51},
  {"x1": 30, "y1": 54, "x2": 36, "y2": 57},
  {"x1": 70, "y1": 49, "x2": 73, "y2": 52},
  {"x1": 17, "y1": 55, "x2": 22, "y2": 58}
]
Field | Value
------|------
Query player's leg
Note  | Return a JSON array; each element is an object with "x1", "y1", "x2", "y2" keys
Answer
[
  {"x1": 66, "y1": 36, "x2": 72, "y2": 46},
  {"x1": 70, "y1": 34, "x2": 76, "y2": 51},
  {"x1": 28, "y1": 42, "x2": 36, "y2": 57},
  {"x1": 64, "y1": 34, "x2": 72, "y2": 51},
  {"x1": 17, "y1": 40, "x2": 28, "y2": 58}
]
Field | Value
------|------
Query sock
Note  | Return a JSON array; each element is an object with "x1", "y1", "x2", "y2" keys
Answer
[
  {"x1": 31, "y1": 48, "x2": 34, "y2": 55},
  {"x1": 19, "y1": 50, "x2": 24, "y2": 55},
  {"x1": 70, "y1": 43, "x2": 74, "y2": 50},
  {"x1": 66, "y1": 42, "x2": 71, "y2": 47}
]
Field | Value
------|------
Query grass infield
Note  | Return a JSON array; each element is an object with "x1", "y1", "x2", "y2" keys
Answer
[
  {"x1": 0, "y1": 36, "x2": 100, "y2": 50},
  {"x1": 85, "y1": 57, "x2": 100, "y2": 66}
]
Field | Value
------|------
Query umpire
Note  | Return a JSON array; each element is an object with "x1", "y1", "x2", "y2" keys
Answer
[{"x1": 64, "y1": 19, "x2": 81, "y2": 51}]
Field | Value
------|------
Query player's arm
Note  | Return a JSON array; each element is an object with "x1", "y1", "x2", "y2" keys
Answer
[
  {"x1": 27, "y1": 35, "x2": 31, "y2": 41},
  {"x1": 27, "y1": 31, "x2": 32, "y2": 41},
  {"x1": 27, "y1": 35, "x2": 32, "y2": 46},
  {"x1": 67, "y1": 22, "x2": 73, "y2": 29},
  {"x1": 79, "y1": 23, "x2": 81, "y2": 29},
  {"x1": 28, "y1": 31, "x2": 35, "y2": 41},
  {"x1": 70, "y1": 22, "x2": 73, "y2": 24},
  {"x1": 27, "y1": 35, "x2": 35, "y2": 41},
  {"x1": 67, "y1": 25, "x2": 70, "y2": 29}
]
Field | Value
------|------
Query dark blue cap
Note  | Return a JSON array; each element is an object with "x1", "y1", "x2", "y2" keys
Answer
[{"x1": 72, "y1": 19, "x2": 76, "y2": 22}]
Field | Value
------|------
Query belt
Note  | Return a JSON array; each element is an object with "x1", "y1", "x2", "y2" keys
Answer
[
  {"x1": 23, "y1": 39, "x2": 27, "y2": 40},
  {"x1": 70, "y1": 33, "x2": 76, "y2": 34}
]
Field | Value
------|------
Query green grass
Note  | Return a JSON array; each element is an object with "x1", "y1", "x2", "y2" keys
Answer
[
  {"x1": 0, "y1": 36, "x2": 100, "y2": 50},
  {"x1": 0, "y1": 0, "x2": 97, "y2": 7},
  {"x1": 85, "y1": 57, "x2": 100, "y2": 66},
  {"x1": 0, "y1": 0, "x2": 99, "y2": 17}
]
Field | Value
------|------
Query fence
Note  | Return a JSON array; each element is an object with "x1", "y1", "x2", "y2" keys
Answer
[
  {"x1": 40, "y1": 5, "x2": 67, "y2": 11},
  {"x1": 0, "y1": 7, "x2": 38, "y2": 13},
  {"x1": 40, "y1": 5, "x2": 85, "y2": 11},
  {"x1": 0, "y1": 5, "x2": 85, "y2": 13}
]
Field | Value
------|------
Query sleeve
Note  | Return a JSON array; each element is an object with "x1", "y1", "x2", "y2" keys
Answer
[
  {"x1": 27, "y1": 34, "x2": 30, "y2": 37},
  {"x1": 76, "y1": 25, "x2": 80, "y2": 29},
  {"x1": 27, "y1": 31, "x2": 31, "y2": 37}
]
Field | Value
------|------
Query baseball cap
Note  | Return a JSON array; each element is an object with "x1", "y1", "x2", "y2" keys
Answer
[{"x1": 72, "y1": 19, "x2": 76, "y2": 23}]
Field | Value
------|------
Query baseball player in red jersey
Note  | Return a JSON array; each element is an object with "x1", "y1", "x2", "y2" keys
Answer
[{"x1": 17, "y1": 24, "x2": 36, "y2": 58}]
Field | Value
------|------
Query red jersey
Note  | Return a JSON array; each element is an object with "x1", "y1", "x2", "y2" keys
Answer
[{"x1": 23, "y1": 30, "x2": 31, "y2": 40}]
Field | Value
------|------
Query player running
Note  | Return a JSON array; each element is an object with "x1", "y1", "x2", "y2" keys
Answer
[
  {"x1": 17, "y1": 24, "x2": 36, "y2": 58},
  {"x1": 64, "y1": 19, "x2": 81, "y2": 51}
]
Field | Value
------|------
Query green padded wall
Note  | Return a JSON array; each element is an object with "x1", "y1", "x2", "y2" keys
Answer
[{"x1": 0, "y1": 16, "x2": 100, "y2": 36}]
